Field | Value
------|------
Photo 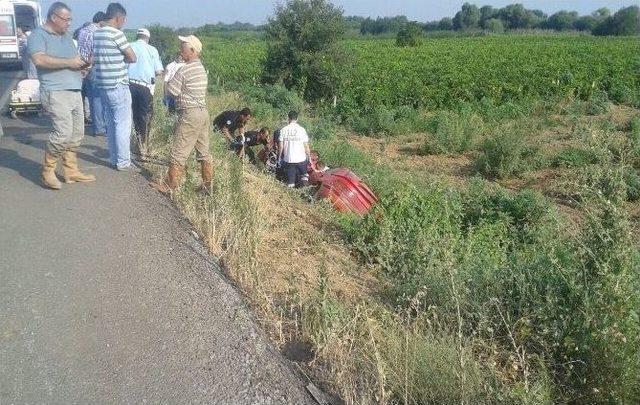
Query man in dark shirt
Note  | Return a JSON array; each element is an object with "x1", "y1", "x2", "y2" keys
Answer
[
  {"x1": 213, "y1": 107, "x2": 251, "y2": 143},
  {"x1": 231, "y1": 127, "x2": 269, "y2": 163}
]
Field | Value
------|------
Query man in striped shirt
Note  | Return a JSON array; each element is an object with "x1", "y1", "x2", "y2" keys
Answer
[
  {"x1": 93, "y1": 3, "x2": 136, "y2": 170},
  {"x1": 154, "y1": 35, "x2": 212, "y2": 193}
]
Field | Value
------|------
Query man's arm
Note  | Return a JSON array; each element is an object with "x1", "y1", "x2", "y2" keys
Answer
[
  {"x1": 31, "y1": 52, "x2": 85, "y2": 70},
  {"x1": 278, "y1": 140, "x2": 284, "y2": 161},
  {"x1": 221, "y1": 127, "x2": 234, "y2": 143},
  {"x1": 123, "y1": 47, "x2": 136, "y2": 63},
  {"x1": 113, "y1": 31, "x2": 136, "y2": 63},
  {"x1": 153, "y1": 48, "x2": 164, "y2": 76},
  {"x1": 303, "y1": 130, "x2": 311, "y2": 161},
  {"x1": 304, "y1": 142, "x2": 311, "y2": 161}
]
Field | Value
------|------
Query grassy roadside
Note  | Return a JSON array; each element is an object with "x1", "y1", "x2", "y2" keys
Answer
[{"x1": 142, "y1": 82, "x2": 640, "y2": 403}]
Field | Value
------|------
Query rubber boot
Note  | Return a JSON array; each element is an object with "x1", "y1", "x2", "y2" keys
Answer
[
  {"x1": 62, "y1": 150, "x2": 96, "y2": 183},
  {"x1": 151, "y1": 163, "x2": 183, "y2": 194},
  {"x1": 42, "y1": 151, "x2": 62, "y2": 190},
  {"x1": 200, "y1": 160, "x2": 213, "y2": 194}
]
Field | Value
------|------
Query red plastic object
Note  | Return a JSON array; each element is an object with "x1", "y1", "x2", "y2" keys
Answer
[{"x1": 310, "y1": 168, "x2": 379, "y2": 216}]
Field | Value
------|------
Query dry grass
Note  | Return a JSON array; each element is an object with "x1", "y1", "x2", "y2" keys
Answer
[{"x1": 143, "y1": 92, "x2": 391, "y2": 402}]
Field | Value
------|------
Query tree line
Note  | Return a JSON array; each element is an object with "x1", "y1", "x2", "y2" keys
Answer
[{"x1": 358, "y1": 3, "x2": 640, "y2": 36}]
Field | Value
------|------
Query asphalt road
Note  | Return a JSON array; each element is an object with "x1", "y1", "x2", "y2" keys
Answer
[{"x1": 0, "y1": 68, "x2": 314, "y2": 404}]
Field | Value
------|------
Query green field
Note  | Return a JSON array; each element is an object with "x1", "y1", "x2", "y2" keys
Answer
[{"x1": 203, "y1": 35, "x2": 640, "y2": 116}]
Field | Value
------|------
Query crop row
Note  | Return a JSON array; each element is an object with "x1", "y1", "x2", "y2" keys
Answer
[{"x1": 201, "y1": 35, "x2": 640, "y2": 114}]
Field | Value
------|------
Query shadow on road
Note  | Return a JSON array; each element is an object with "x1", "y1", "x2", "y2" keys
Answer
[
  {"x1": 2, "y1": 121, "x2": 113, "y2": 170},
  {"x1": 0, "y1": 147, "x2": 42, "y2": 186}
]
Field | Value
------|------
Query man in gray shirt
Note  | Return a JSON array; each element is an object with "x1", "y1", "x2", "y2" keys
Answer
[{"x1": 28, "y1": 1, "x2": 95, "y2": 189}]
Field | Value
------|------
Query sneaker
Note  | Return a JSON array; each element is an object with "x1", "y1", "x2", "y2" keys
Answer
[{"x1": 116, "y1": 164, "x2": 132, "y2": 171}]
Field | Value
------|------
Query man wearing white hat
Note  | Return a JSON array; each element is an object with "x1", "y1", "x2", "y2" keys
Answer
[
  {"x1": 153, "y1": 34, "x2": 212, "y2": 194},
  {"x1": 128, "y1": 27, "x2": 163, "y2": 155}
]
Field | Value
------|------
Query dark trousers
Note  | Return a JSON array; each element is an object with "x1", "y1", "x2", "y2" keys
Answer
[
  {"x1": 130, "y1": 83, "x2": 153, "y2": 147},
  {"x1": 284, "y1": 161, "x2": 308, "y2": 187}
]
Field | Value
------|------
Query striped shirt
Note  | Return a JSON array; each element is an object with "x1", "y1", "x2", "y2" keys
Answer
[
  {"x1": 92, "y1": 26, "x2": 131, "y2": 89},
  {"x1": 165, "y1": 59, "x2": 208, "y2": 110}
]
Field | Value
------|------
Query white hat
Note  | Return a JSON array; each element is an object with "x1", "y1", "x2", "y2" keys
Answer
[{"x1": 137, "y1": 28, "x2": 150, "y2": 38}]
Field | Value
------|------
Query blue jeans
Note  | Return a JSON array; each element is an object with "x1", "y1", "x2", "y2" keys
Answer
[
  {"x1": 85, "y1": 78, "x2": 106, "y2": 135},
  {"x1": 100, "y1": 84, "x2": 132, "y2": 168}
]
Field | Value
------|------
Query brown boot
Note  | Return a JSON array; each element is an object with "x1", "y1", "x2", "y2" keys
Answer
[
  {"x1": 42, "y1": 151, "x2": 62, "y2": 190},
  {"x1": 151, "y1": 163, "x2": 183, "y2": 194},
  {"x1": 200, "y1": 160, "x2": 213, "y2": 194},
  {"x1": 62, "y1": 150, "x2": 96, "y2": 183}
]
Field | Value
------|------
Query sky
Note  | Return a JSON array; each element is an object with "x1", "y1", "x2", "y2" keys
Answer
[{"x1": 39, "y1": 0, "x2": 639, "y2": 29}]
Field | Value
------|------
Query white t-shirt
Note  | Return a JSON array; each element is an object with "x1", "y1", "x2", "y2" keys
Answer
[
  {"x1": 164, "y1": 61, "x2": 185, "y2": 83},
  {"x1": 280, "y1": 121, "x2": 309, "y2": 163}
]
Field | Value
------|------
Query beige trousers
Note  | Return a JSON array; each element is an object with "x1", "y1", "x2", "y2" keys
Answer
[
  {"x1": 170, "y1": 107, "x2": 212, "y2": 166},
  {"x1": 41, "y1": 90, "x2": 84, "y2": 157}
]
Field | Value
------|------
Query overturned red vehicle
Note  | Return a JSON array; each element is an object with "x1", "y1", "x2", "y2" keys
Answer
[
  {"x1": 308, "y1": 167, "x2": 379, "y2": 216},
  {"x1": 260, "y1": 149, "x2": 379, "y2": 216}
]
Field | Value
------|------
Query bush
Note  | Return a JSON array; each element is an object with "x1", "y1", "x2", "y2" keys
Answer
[
  {"x1": 607, "y1": 82, "x2": 636, "y2": 105},
  {"x1": 396, "y1": 22, "x2": 422, "y2": 47},
  {"x1": 585, "y1": 90, "x2": 610, "y2": 115},
  {"x1": 262, "y1": 0, "x2": 347, "y2": 101},
  {"x1": 349, "y1": 105, "x2": 397, "y2": 137},
  {"x1": 233, "y1": 83, "x2": 304, "y2": 118},
  {"x1": 422, "y1": 110, "x2": 484, "y2": 155},
  {"x1": 627, "y1": 117, "x2": 640, "y2": 157},
  {"x1": 624, "y1": 168, "x2": 640, "y2": 201},
  {"x1": 474, "y1": 125, "x2": 531, "y2": 178},
  {"x1": 552, "y1": 147, "x2": 600, "y2": 168},
  {"x1": 303, "y1": 116, "x2": 339, "y2": 141},
  {"x1": 462, "y1": 180, "x2": 552, "y2": 243},
  {"x1": 484, "y1": 18, "x2": 505, "y2": 33}
]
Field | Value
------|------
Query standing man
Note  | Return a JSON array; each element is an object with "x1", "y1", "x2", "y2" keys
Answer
[
  {"x1": 77, "y1": 11, "x2": 107, "y2": 136},
  {"x1": 28, "y1": 2, "x2": 95, "y2": 190},
  {"x1": 278, "y1": 111, "x2": 311, "y2": 188},
  {"x1": 93, "y1": 3, "x2": 136, "y2": 171},
  {"x1": 154, "y1": 35, "x2": 212, "y2": 193},
  {"x1": 128, "y1": 28, "x2": 163, "y2": 154},
  {"x1": 212, "y1": 107, "x2": 252, "y2": 143}
]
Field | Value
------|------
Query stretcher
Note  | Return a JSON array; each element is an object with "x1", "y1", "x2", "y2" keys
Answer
[{"x1": 9, "y1": 78, "x2": 42, "y2": 118}]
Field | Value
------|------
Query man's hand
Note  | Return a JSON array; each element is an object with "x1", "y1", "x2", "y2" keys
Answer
[
  {"x1": 68, "y1": 55, "x2": 86, "y2": 69},
  {"x1": 222, "y1": 128, "x2": 233, "y2": 143}
]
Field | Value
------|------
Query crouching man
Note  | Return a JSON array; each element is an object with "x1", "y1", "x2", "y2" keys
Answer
[
  {"x1": 153, "y1": 35, "x2": 212, "y2": 193},
  {"x1": 28, "y1": 2, "x2": 95, "y2": 189}
]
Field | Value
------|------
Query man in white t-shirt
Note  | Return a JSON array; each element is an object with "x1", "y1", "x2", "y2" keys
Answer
[{"x1": 278, "y1": 110, "x2": 311, "y2": 188}]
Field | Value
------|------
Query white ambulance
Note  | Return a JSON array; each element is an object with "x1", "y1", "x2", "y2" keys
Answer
[
  {"x1": 0, "y1": 0, "x2": 18, "y2": 63},
  {"x1": 0, "y1": 0, "x2": 42, "y2": 65}
]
